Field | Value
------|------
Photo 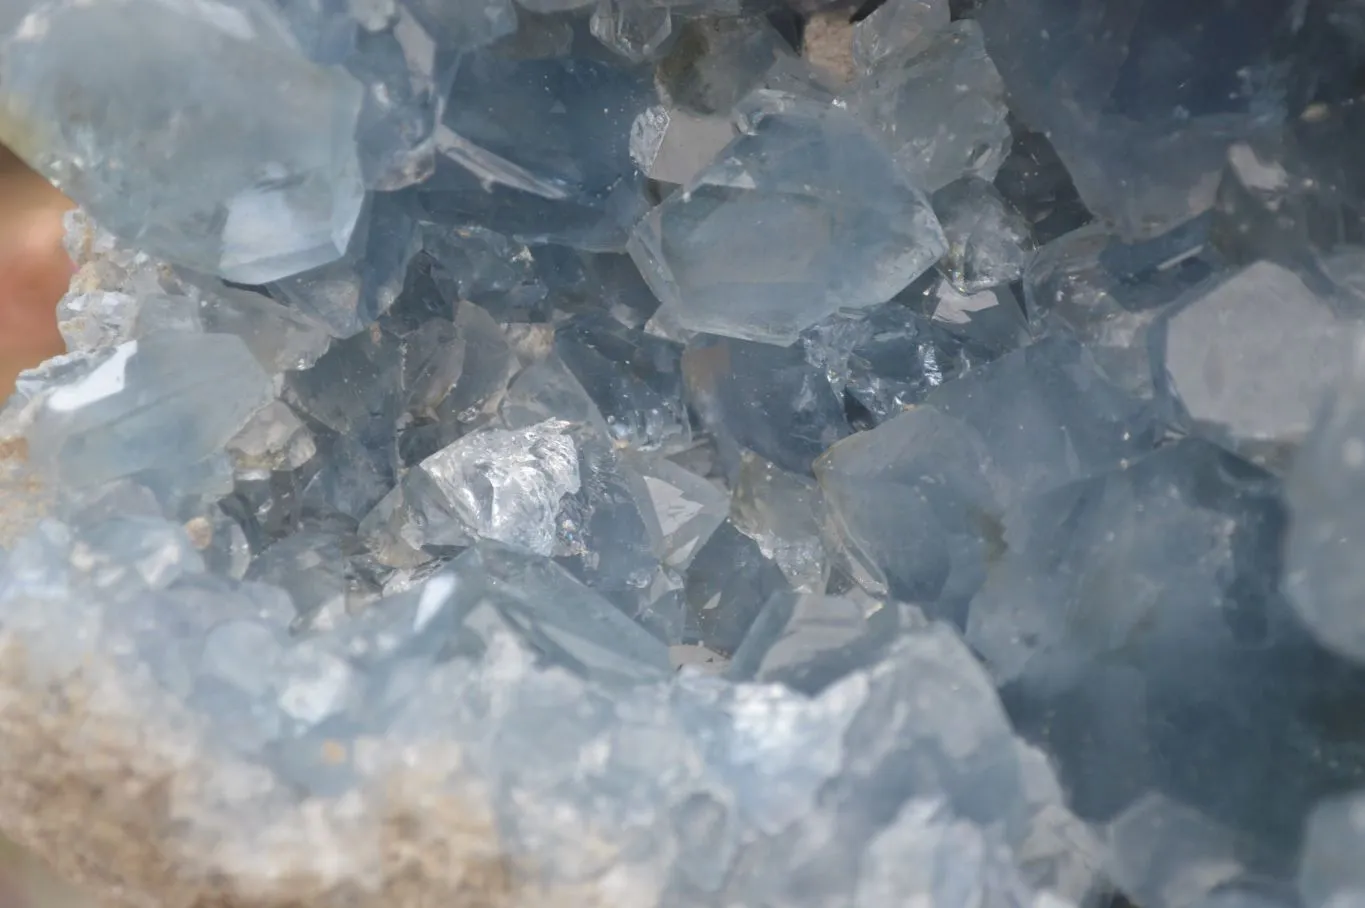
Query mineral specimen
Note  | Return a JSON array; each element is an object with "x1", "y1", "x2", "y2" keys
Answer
[
  {"x1": 4, "y1": 2, "x2": 1365, "y2": 907},
  {"x1": 630, "y1": 93, "x2": 945, "y2": 344}
]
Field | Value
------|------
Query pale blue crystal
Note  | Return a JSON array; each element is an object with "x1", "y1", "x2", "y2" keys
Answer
[
  {"x1": 933, "y1": 176, "x2": 1034, "y2": 293},
  {"x1": 727, "y1": 590, "x2": 903, "y2": 694},
  {"x1": 400, "y1": 419, "x2": 580, "y2": 554},
  {"x1": 851, "y1": 0, "x2": 948, "y2": 74},
  {"x1": 27, "y1": 333, "x2": 275, "y2": 489},
  {"x1": 631, "y1": 97, "x2": 946, "y2": 345},
  {"x1": 682, "y1": 333, "x2": 851, "y2": 479},
  {"x1": 818, "y1": 336, "x2": 1156, "y2": 616},
  {"x1": 554, "y1": 313, "x2": 690, "y2": 454},
  {"x1": 1286, "y1": 333, "x2": 1365, "y2": 663},
  {"x1": 1024, "y1": 217, "x2": 1219, "y2": 399},
  {"x1": 0, "y1": 0, "x2": 366, "y2": 283},
  {"x1": 268, "y1": 193, "x2": 419, "y2": 338},
  {"x1": 1152, "y1": 259, "x2": 1346, "y2": 467},
  {"x1": 845, "y1": 20, "x2": 1011, "y2": 193},
  {"x1": 683, "y1": 520, "x2": 790, "y2": 656}
]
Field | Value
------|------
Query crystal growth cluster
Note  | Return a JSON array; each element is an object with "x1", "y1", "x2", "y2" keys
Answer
[{"x1": 1, "y1": 0, "x2": 1365, "y2": 906}]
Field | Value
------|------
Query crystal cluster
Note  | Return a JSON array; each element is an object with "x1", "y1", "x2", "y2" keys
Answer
[{"x1": 1, "y1": 0, "x2": 1365, "y2": 906}]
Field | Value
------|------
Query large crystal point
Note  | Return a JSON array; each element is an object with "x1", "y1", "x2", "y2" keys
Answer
[
  {"x1": 0, "y1": 0, "x2": 366, "y2": 283},
  {"x1": 26, "y1": 333, "x2": 274, "y2": 488},
  {"x1": 630, "y1": 96, "x2": 946, "y2": 345},
  {"x1": 845, "y1": 20, "x2": 1012, "y2": 193}
]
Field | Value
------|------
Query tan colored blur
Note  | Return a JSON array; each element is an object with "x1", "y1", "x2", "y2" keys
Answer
[
  {"x1": 0, "y1": 149, "x2": 95, "y2": 906},
  {"x1": 0, "y1": 145, "x2": 72, "y2": 398}
]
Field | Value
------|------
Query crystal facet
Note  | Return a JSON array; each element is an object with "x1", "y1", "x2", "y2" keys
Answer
[
  {"x1": 630, "y1": 97, "x2": 946, "y2": 345},
  {"x1": 0, "y1": 0, "x2": 366, "y2": 282}
]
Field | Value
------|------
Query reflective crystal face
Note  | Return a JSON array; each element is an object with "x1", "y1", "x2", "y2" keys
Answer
[
  {"x1": 630, "y1": 96, "x2": 946, "y2": 345},
  {"x1": 6, "y1": 3, "x2": 1365, "y2": 907}
]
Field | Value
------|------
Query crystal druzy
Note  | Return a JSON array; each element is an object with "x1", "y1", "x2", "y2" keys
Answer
[{"x1": 1, "y1": 0, "x2": 1365, "y2": 906}]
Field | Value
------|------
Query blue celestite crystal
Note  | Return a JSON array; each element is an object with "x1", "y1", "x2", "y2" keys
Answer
[
  {"x1": 7, "y1": 2, "x2": 1365, "y2": 906},
  {"x1": 0, "y1": 0, "x2": 366, "y2": 283},
  {"x1": 630, "y1": 94, "x2": 946, "y2": 345}
]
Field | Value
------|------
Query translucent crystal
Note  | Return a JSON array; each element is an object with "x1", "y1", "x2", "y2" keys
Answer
[
  {"x1": 845, "y1": 20, "x2": 1011, "y2": 192},
  {"x1": 400, "y1": 419, "x2": 580, "y2": 554},
  {"x1": 1152, "y1": 260, "x2": 1346, "y2": 467},
  {"x1": 413, "y1": 50, "x2": 655, "y2": 251},
  {"x1": 683, "y1": 520, "x2": 790, "y2": 656},
  {"x1": 803, "y1": 300, "x2": 1005, "y2": 425},
  {"x1": 26, "y1": 334, "x2": 275, "y2": 489},
  {"x1": 398, "y1": 317, "x2": 466, "y2": 420},
  {"x1": 226, "y1": 401, "x2": 317, "y2": 479},
  {"x1": 426, "y1": 542, "x2": 673, "y2": 686},
  {"x1": 554, "y1": 313, "x2": 690, "y2": 453},
  {"x1": 1107, "y1": 793, "x2": 1244, "y2": 908},
  {"x1": 0, "y1": 0, "x2": 365, "y2": 283},
  {"x1": 342, "y1": 7, "x2": 465, "y2": 189},
  {"x1": 851, "y1": 0, "x2": 949, "y2": 75},
  {"x1": 731, "y1": 451, "x2": 827, "y2": 591},
  {"x1": 908, "y1": 276, "x2": 1031, "y2": 359},
  {"x1": 1024, "y1": 218, "x2": 1220, "y2": 398},
  {"x1": 301, "y1": 423, "x2": 400, "y2": 520},
  {"x1": 727, "y1": 590, "x2": 902, "y2": 694},
  {"x1": 1286, "y1": 333, "x2": 1365, "y2": 663},
  {"x1": 197, "y1": 283, "x2": 333, "y2": 374},
  {"x1": 655, "y1": 16, "x2": 794, "y2": 116},
  {"x1": 246, "y1": 529, "x2": 361, "y2": 630},
  {"x1": 630, "y1": 97, "x2": 946, "y2": 345},
  {"x1": 629, "y1": 454, "x2": 727, "y2": 570},
  {"x1": 268, "y1": 194, "x2": 420, "y2": 338},
  {"x1": 818, "y1": 336, "x2": 1156, "y2": 617},
  {"x1": 590, "y1": 0, "x2": 672, "y2": 63},
  {"x1": 992, "y1": 119, "x2": 1092, "y2": 245},
  {"x1": 402, "y1": 0, "x2": 517, "y2": 50},
  {"x1": 933, "y1": 176, "x2": 1034, "y2": 292},
  {"x1": 977, "y1": 0, "x2": 1300, "y2": 237},
  {"x1": 420, "y1": 223, "x2": 550, "y2": 323},
  {"x1": 967, "y1": 438, "x2": 1365, "y2": 850},
  {"x1": 682, "y1": 334, "x2": 851, "y2": 479},
  {"x1": 629, "y1": 106, "x2": 736, "y2": 187}
]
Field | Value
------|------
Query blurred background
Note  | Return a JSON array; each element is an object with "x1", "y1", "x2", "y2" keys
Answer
[
  {"x1": 0, "y1": 143, "x2": 71, "y2": 397},
  {"x1": 0, "y1": 150, "x2": 92, "y2": 907}
]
